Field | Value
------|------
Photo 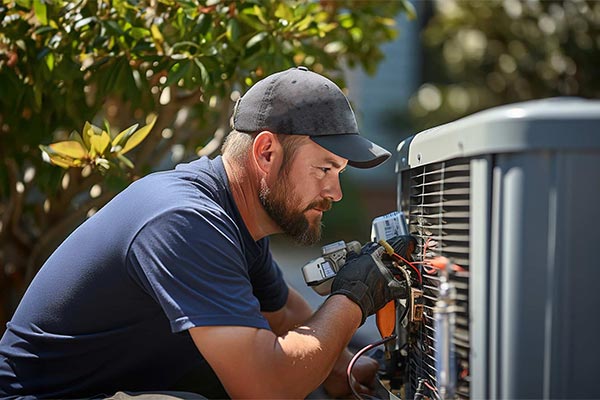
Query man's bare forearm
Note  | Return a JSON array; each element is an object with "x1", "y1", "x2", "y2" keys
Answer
[
  {"x1": 269, "y1": 294, "x2": 362, "y2": 397},
  {"x1": 263, "y1": 286, "x2": 314, "y2": 336},
  {"x1": 191, "y1": 294, "x2": 362, "y2": 399}
]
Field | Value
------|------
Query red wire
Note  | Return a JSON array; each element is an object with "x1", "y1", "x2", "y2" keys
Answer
[
  {"x1": 423, "y1": 237, "x2": 431, "y2": 260},
  {"x1": 392, "y1": 253, "x2": 422, "y2": 285},
  {"x1": 423, "y1": 380, "x2": 438, "y2": 393},
  {"x1": 347, "y1": 335, "x2": 397, "y2": 400},
  {"x1": 423, "y1": 264, "x2": 439, "y2": 274},
  {"x1": 423, "y1": 381, "x2": 437, "y2": 392}
]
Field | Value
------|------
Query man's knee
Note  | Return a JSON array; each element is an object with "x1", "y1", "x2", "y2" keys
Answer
[{"x1": 103, "y1": 390, "x2": 207, "y2": 400}]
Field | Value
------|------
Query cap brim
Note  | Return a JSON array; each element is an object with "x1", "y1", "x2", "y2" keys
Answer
[{"x1": 310, "y1": 134, "x2": 391, "y2": 169}]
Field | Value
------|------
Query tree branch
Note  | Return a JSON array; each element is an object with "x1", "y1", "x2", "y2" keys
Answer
[
  {"x1": 135, "y1": 88, "x2": 203, "y2": 172},
  {"x1": 197, "y1": 96, "x2": 233, "y2": 157},
  {"x1": 4, "y1": 159, "x2": 30, "y2": 247}
]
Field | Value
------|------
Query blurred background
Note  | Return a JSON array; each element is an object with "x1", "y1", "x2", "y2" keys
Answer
[{"x1": 1, "y1": 0, "x2": 599, "y2": 336}]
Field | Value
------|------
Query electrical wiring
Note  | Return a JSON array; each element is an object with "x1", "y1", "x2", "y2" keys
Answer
[
  {"x1": 394, "y1": 263, "x2": 412, "y2": 325},
  {"x1": 347, "y1": 335, "x2": 397, "y2": 400},
  {"x1": 423, "y1": 262, "x2": 440, "y2": 275},
  {"x1": 413, "y1": 379, "x2": 427, "y2": 400},
  {"x1": 412, "y1": 378, "x2": 442, "y2": 400},
  {"x1": 422, "y1": 256, "x2": 466, "y2": 274},
  {"x1": 391, "y1": 252, "x2": 422, "y2": 285},
  {"x1": 374, "y1": 241, "x2": 464, "y2": 400},
  {"x1": 397, "y1": 301, "x2": 409, "y2": 329},
  {"x1": 422, "y1": 237, "x2": 434, "y2": 262},
  {"x1": 419, "y1": 238, "x2": 467, "y2": 275},
  {"x1": 378, "y1": 238, "x2": 422, "y2": 285},
  {"x1": 346, "y1": 251, "x2": 415, "y2": 400},
  {"x1": 423, "y1": 380, "x2": 442, "y2": 400}
]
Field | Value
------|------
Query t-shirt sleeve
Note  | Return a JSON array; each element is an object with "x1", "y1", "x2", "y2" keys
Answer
[
  {"x1": 126, "y1": 207, "x2": 271, "y2": 333},
  {"x1": 249, "y1": 240, "x2": 289, "y2": 312}
]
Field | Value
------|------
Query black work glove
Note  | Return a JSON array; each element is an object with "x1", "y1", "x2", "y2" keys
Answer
[
  {"x1": 385, "y1": 235, "x2": 417, "y2": 262},
  {"x1": 329, "y1": 243, "x2": 408, "y2": 325}
]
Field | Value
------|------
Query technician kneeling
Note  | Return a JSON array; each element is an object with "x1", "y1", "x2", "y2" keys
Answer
[{"x1": 0, "y1": 67, "x2": 406, "y2": 399}]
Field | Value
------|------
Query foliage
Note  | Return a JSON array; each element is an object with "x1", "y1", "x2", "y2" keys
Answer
[
  {"x1": 40, "y1": 115, "x2": 157, "y2": 171},
  {"x1": 0, "y1": 0, "x2": 413, "y2": 327},
  {"x1": 409, "y1": 0, "x2": 600, "y2": 130}
]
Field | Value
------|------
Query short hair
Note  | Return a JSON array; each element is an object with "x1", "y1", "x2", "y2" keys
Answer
[
  {"x1": 221, "y1": 129, "x2": 253, "y2": 165},
  {"x1": 221, "y1": 130, "x2": 306, "y2": 172}
]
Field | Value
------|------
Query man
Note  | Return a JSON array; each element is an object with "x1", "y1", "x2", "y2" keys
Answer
[{"x1": 0, "y1": 67, "x2": 407, "y2": 399}]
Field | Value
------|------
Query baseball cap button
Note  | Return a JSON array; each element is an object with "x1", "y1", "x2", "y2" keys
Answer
[{"x1": 297, "y1": 66, "x2": 308, "y2": 71}]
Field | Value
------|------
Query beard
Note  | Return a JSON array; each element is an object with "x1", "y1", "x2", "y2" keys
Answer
[{"x1": 259, "y1": 175, "x2": 332, "y2": 246}]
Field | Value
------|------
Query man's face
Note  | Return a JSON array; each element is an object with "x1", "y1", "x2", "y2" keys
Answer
[{"x1": 259, "y1": 138, "x2": 347, "y2": 245}]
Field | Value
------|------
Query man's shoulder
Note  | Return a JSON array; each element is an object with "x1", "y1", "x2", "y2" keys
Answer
[{"x1": 115, "y1": 158, "x2": 225, "y2": 212}]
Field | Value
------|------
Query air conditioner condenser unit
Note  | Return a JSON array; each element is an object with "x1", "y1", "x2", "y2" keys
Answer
[{"x1": 394, "y1": 98, "x2": 600, "y2": 399}]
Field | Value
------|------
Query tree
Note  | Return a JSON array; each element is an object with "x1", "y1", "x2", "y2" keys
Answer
[
  {"x1": 0, "y1": 0, "x2": 414, "y2": 330},
  {"x1": 408, "y1": 0, "x2": 600, "y2": 130}
]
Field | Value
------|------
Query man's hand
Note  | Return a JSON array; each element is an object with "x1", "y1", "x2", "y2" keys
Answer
[
  {"x1": 329, "y1": 242, "x2": 408, "y2": 325},
  {"x1": 323, "y1": 349, "x2": 379, "y2": 398},
  {"x1": 385, "y1": 235, "x2": 417, "y2": 262}
]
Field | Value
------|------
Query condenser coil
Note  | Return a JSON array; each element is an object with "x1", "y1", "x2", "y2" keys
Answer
[{"x1": 396, "y1": 98, "x2": 600, "y2": 399}]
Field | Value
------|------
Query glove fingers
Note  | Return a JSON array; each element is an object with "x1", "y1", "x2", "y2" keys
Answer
[
  {"x1": 387, "y1": 279, "x2": 408, "y2": 299},
  {"x1": 388, "y1": 235, "x2": 417, "y2": 260},
  {"x1": 330, "y1": 241, "x2": 412, "y2": 324}
]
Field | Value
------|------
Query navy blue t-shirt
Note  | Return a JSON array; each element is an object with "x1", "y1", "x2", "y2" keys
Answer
[{"x1": 0, "y1": 156, "x2": 289, "y2": 398}]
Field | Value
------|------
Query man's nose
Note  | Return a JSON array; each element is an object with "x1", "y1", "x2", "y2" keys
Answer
[{"x1": 322, "y1": 176, "x2": 343, "y2": 202}]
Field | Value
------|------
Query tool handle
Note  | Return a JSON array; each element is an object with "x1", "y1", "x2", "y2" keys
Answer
[{"x1": 376, "y1": 300, "x2": 396, "y2": 338}]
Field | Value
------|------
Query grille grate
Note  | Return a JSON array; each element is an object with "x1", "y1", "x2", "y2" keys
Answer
[{"x1": 405, "y1": 158, "x2": 471, "y2": 399}]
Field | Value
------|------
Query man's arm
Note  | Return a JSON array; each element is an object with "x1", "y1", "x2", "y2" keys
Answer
[
  {"x1": 189, "y1": 294, "x2": 361, "y2": 399},
  {"x1": 261, "y1": 286, "x2": 312, "y2": 336},
  {"x1": 190, "y1": 242, "x2": 407, "y2": 399},
  {"x1": 262, "y1": 286, "x2": 379, "y2": 397}
]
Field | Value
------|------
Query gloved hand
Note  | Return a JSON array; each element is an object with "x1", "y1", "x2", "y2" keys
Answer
[
  {"x1": 385, "y1": 235, "x2": 417, "y2": 262},
  {"x1": 329, "y1": 242, "x2": 408, "y2": 325}
]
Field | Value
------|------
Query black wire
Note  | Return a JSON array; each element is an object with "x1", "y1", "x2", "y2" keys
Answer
[
  {"x1": 346, "y1": 262, "x2": 414, "y2": 400},
  {"x1": 398, "y1": 296, "x2": 409, "y2": 325},
  {"x1": 413, "y1": 379, "x2": 426, "y2": 400},
  {"x1": 347, "y1": 335, "x2": 397, "y2": 400},
  {"x1": 393, "y1": 264, "x2": 412, "y2": 326}
]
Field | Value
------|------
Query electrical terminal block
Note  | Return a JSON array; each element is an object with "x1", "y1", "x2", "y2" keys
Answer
[{"x1": 410, "y1": 288, "x2": 424, "y2": 322}]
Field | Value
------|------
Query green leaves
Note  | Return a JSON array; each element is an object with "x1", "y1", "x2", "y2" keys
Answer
[
  {"x1": 0, "y1": 0, "x2": 411, "y2": 172},
  {"x1": 33, "y1": 0, "x2": 48, "y2": 25},
  {"x1": 1, "y1": 0, "x2": 415, "y2": 325},
  {"x1": 0, "y1": 0, "x2": 417, "y2": 318},
  {"x1": 410, "y1": 1, "x2": 600, "y2": 130},
  {"x1": 40, "y1": 115, "x2": 157, "y2": 172},
  {"x1": 226, "y1": 19, "x2": 240, "y2": 43},
  {"x1": 1, "y1": 0, "x2": 408, "y2": 143},
  {"x1": 0, "y1": 0, "x2": 412, "y2": 183}
]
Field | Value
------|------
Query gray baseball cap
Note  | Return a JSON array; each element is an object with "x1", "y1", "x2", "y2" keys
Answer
[{"x1": 232, "y1": 67, "x2": 391, "y2": 169}]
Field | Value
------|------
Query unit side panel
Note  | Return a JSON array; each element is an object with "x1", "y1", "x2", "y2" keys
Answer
[
  {"x1": 547, "y1": 151, "x2": 600, "y2": 398},
  {"x1": 492, "y1": 152, "x2": 557, "y2": 398},
  {"x1": 468, "y1": 156, "x2": 493, "y2": 400}
]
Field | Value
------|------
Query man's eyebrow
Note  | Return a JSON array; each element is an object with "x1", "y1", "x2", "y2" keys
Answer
[{"x1": 324, "y1": 158, "x2": 344, "y2": 169}]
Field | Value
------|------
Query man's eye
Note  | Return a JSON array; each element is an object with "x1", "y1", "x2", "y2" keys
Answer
[{"x1": 319, "y1": 167, "x2": 330, "y2": 174}]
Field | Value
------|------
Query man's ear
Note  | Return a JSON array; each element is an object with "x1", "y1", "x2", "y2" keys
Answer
[{"x1": 252, "y1": 131, "x2": 282, "y2": 175}]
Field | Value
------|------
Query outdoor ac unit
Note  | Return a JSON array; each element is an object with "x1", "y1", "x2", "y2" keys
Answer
[{"x1": 395, "y1": 98, "x2": 600, "y2": 399}]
